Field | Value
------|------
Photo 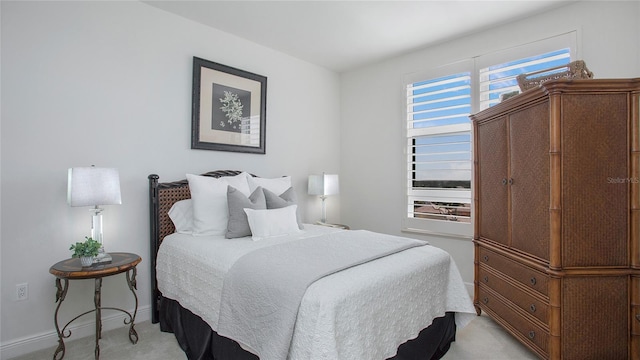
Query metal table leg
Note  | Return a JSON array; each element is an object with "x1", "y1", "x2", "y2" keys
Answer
[
  {"x1": 94, "y1": 277, "x2": 102, "y2": 359},
  {"x1": 125, "y1": 267, "x2": 139, "y2": 344},
  {"x1": 53, "y1": 278, "x2": 69, "y2": 360}
]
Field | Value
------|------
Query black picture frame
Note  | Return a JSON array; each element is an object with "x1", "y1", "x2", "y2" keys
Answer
[{"x1": 191, "y1": 57, "x2": 267, "y2": 154}]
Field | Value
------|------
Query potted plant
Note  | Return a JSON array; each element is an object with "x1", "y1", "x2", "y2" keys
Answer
[{"x1": 70, "y1": 237, "x2": 101, "y2": 267}]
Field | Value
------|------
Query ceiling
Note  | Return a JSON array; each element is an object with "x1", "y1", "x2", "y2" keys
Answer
[{"x1": 144, "y1": 1, "x2": 574, "y2": 73}]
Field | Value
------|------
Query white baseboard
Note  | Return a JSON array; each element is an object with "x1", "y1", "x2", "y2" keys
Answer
[
  {"x1": 464, "y1": 281, "x2": 474, "y2": 298},
  {"x1": 0, "y1": 305, "x2": 151, "y2": 360}
]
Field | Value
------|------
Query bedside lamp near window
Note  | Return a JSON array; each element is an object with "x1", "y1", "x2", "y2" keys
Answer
[
  {"x1": 308, "y1": 173, "x2": 339, "y2": 224},
  {"x1": 67, "y1": 166, "x2": 122, "y2": 263}
]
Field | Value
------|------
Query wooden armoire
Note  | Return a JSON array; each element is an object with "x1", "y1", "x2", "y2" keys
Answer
[{"x1": 471, "y1": 78, "x2": 640, "y2": 360}]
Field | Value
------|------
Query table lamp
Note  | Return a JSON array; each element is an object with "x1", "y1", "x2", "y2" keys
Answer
[
  {"x1": 308, "y1": 173, "x2": 339, "y2": 224},
  {"x1": 68, "y1": 166, "x2": 121, "y2": 263}
]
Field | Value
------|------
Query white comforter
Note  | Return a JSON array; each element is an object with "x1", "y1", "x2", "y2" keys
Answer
[{"x1": 156, "y1": 225, "x2": 476, "y2": 360}]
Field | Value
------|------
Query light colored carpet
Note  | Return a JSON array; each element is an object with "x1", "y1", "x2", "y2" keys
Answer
[
  {"x1": 10, "y1": 321, "x2": 187, "y2": 360},
  {"x1": 11, "y1": 314, "x2": 537, "y2": 360},
  {"x1": 442, "y1": 314, "x2": 538, "y2": 360}
]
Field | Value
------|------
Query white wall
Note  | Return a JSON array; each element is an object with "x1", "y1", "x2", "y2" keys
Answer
[
  {"x1": 340, "y1": 1, "x2": 640, "y2": 289},
  {"x1": 0, "y1": 1, "x2": 340, "y2": 358},
  {"x1": 3, "y1": 0, "x2": 640, "y2": 358}
]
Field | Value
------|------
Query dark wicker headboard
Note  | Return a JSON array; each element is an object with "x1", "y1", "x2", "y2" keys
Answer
[{"x1": 148, "y1": 170, "x2": 246, "y2": 323}]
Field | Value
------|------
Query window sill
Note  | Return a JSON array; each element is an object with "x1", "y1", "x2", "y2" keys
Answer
[{"x1": 401, "y1": 227, "x2": 473, "y2": 241}]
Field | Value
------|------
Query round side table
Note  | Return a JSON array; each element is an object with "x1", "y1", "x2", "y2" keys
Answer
[{"x1": 49, "y1": 252, "x2": 141, "y2": 360}]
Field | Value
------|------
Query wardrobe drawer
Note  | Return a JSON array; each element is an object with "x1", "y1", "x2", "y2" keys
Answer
[
  {"x1": 479, "y1": 247, "x2": 548, "y2": 296},
  {"x1": 478, "y1": 266, "x2": 548, "y2": 325},
  {"x1": 478, "y1": 286, "x2": 549, "y2": 356}
]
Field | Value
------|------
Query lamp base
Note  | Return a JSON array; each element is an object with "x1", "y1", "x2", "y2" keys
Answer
[
  {"x1": 93, "y1": 251, "x2": 112, "y2": 264},
  {"x1": 315, "y1": 221, "x2": 350, "y2": 230}
]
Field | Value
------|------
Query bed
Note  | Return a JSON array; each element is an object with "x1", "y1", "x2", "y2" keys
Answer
[{"x1": 148, "y1": 170, "x2": 476, "y2": 360}]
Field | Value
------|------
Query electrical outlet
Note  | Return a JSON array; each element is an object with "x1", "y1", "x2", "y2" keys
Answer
[{"x1": 16, "y1": 283, "x2": 28, "y2": 301}]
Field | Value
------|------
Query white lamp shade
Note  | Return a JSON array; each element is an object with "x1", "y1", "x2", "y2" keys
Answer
[
  {"x1": 308, "y1": 174, "x2": 339, "y2": 196},
  {"x1": 68, "y1": 167, "x2": 122, "y2": 207}
]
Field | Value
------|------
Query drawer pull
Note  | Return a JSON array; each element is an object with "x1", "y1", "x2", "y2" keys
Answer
[
  {"x1": 530, "y1": 277, "x2": 537, "y2": 286},
  {"x1": 636, "y1": 314, "x2": 640, "y2": 322},
  {"x1": 502, "y1": 178, "x2": 508, "y2": 185},
  {"x1": 483, "y1": 255, "x2": 489, "y2": 262},
  {"x1": 483, "y1": 276, "x2": 489, "y2": 283},
  {"x1": 528, "y1": 331, "x2": 535, "y2": 339},
  {"x1": 482, "y1": 297, "x2": 489, "y2": 304},
  {"x1": 530, "y1": 304, "x2": 536, "y2": 313},
  {"x1": 509, "y1": 178, "x2": 514, "y2": 185}
]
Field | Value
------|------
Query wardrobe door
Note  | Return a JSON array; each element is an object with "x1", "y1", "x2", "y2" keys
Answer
[
  {"x1": 561, "y1": 93, "x2": 628, "y2": 268},
  {"x1": 509, "y1": 102, "x2": 550, "y2": 261},
  {"x1": 477, "y1": 116, "x2": 509, "y2": 246}
]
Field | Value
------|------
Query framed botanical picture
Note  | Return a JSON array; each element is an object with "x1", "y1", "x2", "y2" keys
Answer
[{"x1": 191, "y1": 57, "x2": 267, "y2": 154}]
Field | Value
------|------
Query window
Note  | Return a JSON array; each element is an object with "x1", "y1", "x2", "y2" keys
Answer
[
  {"x1": 479, "y1": 49, "x2": 571, "y2": 110},
  {"x1": 403, "y1": 33, "x2": 576, "y2": 237},
  {"x1": 406, "y1": 73, "x2": 472, "y2": 224}
]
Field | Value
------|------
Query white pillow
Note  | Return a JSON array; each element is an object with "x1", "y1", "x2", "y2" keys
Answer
[
  {"x1": 187, "y1": 173, "x2": 251, "y2": 236},
  {"x1": 247, "y1": 175, "x2": 291, "y2": 196},
  {"x1": 244, "y1": 205, "x2": 301, "y2": 241},
  {"x1": 167, "y1": 199, "x2": 194, "y2": 234}
]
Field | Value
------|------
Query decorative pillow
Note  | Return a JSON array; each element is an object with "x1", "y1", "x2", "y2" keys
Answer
[
  {"x1": 226, "y1": 186, "x2": 266, "y2": 239},
  {"x1": 248, "y1": 175, "x2": 292, "y2": 196},
  {"x1": 244, "y1": 205, "x2": 301, "y2": 241},
  {"x1": 167, "y1": 199, "x2": 194, "y2": 234},
  {"x1": 263, "y1": 187, "x2": 304, "y2": 229},
  {"x1": 187, "y1": 173, "x2": 251, "y2": 236}
]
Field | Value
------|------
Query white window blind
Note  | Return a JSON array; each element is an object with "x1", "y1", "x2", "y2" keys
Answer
[
  {"x1": 406, "y1": 72, "x2": 472, "y2": 224},
  {"x1": 479, "y1": 49, "x2": 571, "y2": 110}
]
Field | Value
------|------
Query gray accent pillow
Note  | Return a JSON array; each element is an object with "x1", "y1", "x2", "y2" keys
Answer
[
  {"x1": 263, "y1": 187, "x2": 303, "y2": 229},
  {"x1": 226, "y1": 186, "x2": 266, "y2": 239}
]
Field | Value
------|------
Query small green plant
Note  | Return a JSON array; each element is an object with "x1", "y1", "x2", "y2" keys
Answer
[{"x1": 70, "y1": 237, "x2": 101, "y2": 258}]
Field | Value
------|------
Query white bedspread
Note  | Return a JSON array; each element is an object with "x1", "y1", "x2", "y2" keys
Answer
[
  {"x1": 218, "y1": 230, "x2": 427, "y2": 359},
  {"x1": 156, "y1": 225, "x2": 476, "y2": 360}
]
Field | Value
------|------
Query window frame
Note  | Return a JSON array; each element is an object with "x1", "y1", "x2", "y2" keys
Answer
[
  {"x1": 403, "y1": 60, "x2": 474, "y2": 238},
  {"x1": 402, "y1": 32, "x2": 577, "y2": 238}
]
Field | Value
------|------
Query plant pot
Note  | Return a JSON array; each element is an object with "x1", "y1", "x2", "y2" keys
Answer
[{"x1": 80, "y1": 256, "x2": 94, "y2": 267}]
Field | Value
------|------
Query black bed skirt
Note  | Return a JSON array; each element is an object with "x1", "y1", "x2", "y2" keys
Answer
[{"x1": 159, "y1": 297, "x2": 456, "y2": 360}]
